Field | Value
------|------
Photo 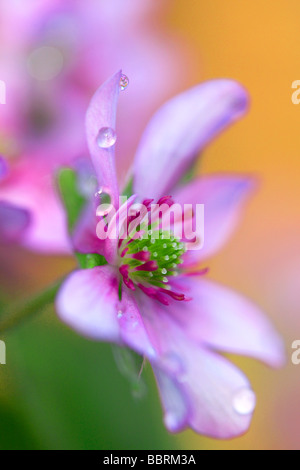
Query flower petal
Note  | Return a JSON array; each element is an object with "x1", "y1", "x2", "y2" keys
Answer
[
  {"x1": 138, "y1": 294, "x2": 255, "y2": 438},
  {"x1": 168, "y1": 277, "x2": 285, "y2": 368},
  {"x1": 0, "y1": 157, "x2": 8, "y2": 180},
  {"x1": 153, "y1": 349, "x2": 254, "y2": 439},
  {"x1": 133, "y1": 80, "x2": 248, "y2": 199},
  {"x1": 56, "y1": 266, "x2": 155, "y2": 358},
  {"x1": 173, "y1": 175, "x2": 255, "y2": 262},
  {"x1": 0, "y1": 161, "x2": 70, "y2": 253},
  {"x1": 0, "y1": 202, "x2": 30, "y2": 241},
  {"x1": 73, "y1": 195, "x2": 137, "y2": 264},
  {"x1": 85, "y1": 71, "x2": 122, "y2": 208}
]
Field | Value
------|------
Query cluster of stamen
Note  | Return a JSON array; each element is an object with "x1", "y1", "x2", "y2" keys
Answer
[{"x1": 118, "y1": 197, "x2": 188, "y2": 305}]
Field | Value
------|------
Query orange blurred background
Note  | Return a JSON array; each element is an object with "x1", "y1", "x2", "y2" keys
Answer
[{"x1": 166, "y1": 0, "x2": 300, "y2": 450}]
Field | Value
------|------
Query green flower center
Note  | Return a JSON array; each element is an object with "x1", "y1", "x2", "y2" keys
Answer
[{"x1": 119, "y1": 229, "x2": 186, "y2": 291}]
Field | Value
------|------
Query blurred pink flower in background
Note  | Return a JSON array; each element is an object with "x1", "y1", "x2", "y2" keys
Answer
[
  {"x1": 0, "y1": 0, "x2": 192, "y2": 252},
  {"x1": 56, "y1": 71, "x2": 284, "y2": 439},
  {"x1": 0, "y1": 155, "x2": 30, "y2": 241}
]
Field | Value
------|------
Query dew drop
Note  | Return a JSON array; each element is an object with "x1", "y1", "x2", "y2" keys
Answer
[
  {"x1": 153, "y1": 252, "x2": 158, "y2": 258},
  {"x1": 95, "y1": 187, "x2": 113, "y2": 216},
  {"x1": 164, "y1": 412, "x2": 179, "y2": 432},
  {"x1": 119, "y1": 74, "x2": 129, "y2": 91},
  {"x1": 162, "y1": 277, "x2": 168, "y2": 283},
  {"x1": 165, "y1": 255, "x2": 170, "y2": 261},
  {"x1": 96, "y1": 127, "x2": 117, "y2": 148},
  {"x1": 161, "y1": 268, "x2": 167, "y2": 275},
  {"x1": 232, "y1": 388, "x2": 256, "y2": 416},
  {"x1": 163, "y1": 243, "x2": 167, "y2": 249},
  {"x1": 143, "y1": 246, "x2": 148, "y2": 252},
  {"x1": 117, "y1": 310, "x2": 123, "y2": 319}
]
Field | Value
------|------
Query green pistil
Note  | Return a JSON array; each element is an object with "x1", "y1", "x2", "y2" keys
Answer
[{"x1": 120, "y1": 230, "x2": 186, "y2": 289}]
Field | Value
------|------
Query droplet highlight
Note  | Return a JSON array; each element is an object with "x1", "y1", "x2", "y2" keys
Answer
[
  {"x1": 96, "y1": 127, "x2": 117, "y2": 148},
  {"x1": 119, "y1": 74, "x2": 129, "y2": 91},
  {"x1": 95, "y1": 187, "x2": 113, "y2": 217},
  {"x1": 232, "y1": 388, "x2": 256, "y2": 416},
  {"x1": 164, "y1": 412, "x2": 180, "y2": 432}
]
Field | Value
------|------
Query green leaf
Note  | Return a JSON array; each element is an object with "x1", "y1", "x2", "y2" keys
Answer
[
  {"x1": 122, "y1": 177, "x2": 133, "y2": 198},
  {"x1": 76, "y1": 253, "x2": 107, "y2": 269},
  {"x1": 1, "y1": 312, "x2": 179, "y2": 450},
  {"x1": 179, "y1": 158, "x2": 200, "y2": 185},
  {"x1": 57, "y1": 168, "x2": 86, "y2": 233}
]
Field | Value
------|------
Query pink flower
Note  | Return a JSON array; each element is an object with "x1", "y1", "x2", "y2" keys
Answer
[
  {"x1": 0, "y1": 156, "x2": 30, "y2": 241},
  {"x1": 0, "y1": 1, "x2": 191, "y2": 252},
  {"x1": 56, "y1": 71, "x2": 284, "y2": 439}
]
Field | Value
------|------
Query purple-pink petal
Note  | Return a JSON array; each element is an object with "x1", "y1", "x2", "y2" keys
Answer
[
  {"x1": 153, "y1": 349, "x2": 254, "y2": 439},
  {"x1": 0, "y1": 161, "x2": 70, "y2": 253},
  {"x1": 85, "y1": 71, "x2": 122, "y2": 208},
  {"x1": 0, "y1": 157, "x2": 8, "y2": 180},
  {"x1": 0, "y1": 202, "x2": 30, "y2": 241},
  {"x1": 173, "y1": 175, "x2": 256, "y2": 263},
  {"x1": 138, "y1": 292, "x2": 256, "y2": 438},
  {"x1": 166, "y1": 276, "x2": 285, "y2": 368},
  {"x1": 56, "y1": 266, "x2": 155, "y2": 358},
  {"x1": 73, "y1": 194, "x2": 137, "y2": 264},
  {"x1": 133, "y1": 79, "x2": 248, "y2": 199}
]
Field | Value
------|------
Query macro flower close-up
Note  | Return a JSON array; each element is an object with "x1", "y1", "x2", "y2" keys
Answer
[
  {"x1": 56, "y1": 71, "x2": 284, "y2": 439},
  {"x1": 0, "y1": 0, "x2": 299, "y2": 454}
]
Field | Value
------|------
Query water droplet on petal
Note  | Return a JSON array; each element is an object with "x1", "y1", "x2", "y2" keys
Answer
[
  {"x1": 232, "y1": 388, "x2": 256, "y2": 416},
  {"x1": 96, "y1": 127, "x2": 117, "y2": 148},
  {"x1": 119, "y1": 74, "x2": 129, "y2": 91},
  {"x1": 96, "y1": 187, "x2": 113, "y2": 216},
  {"x1": 148, "y1": 347, "x2": 156, "y2": 358},
  {"x1": 117, "y1": 310, "x2": 123, "y2": 319},
  {"x1": 164, "y1": 412, "x2": 180, "y2": 432}
]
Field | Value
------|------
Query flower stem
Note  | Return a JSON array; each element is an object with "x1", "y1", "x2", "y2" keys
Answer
[{"x1": 0, "y1": 279, "x2": 63, "y2": 334}]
